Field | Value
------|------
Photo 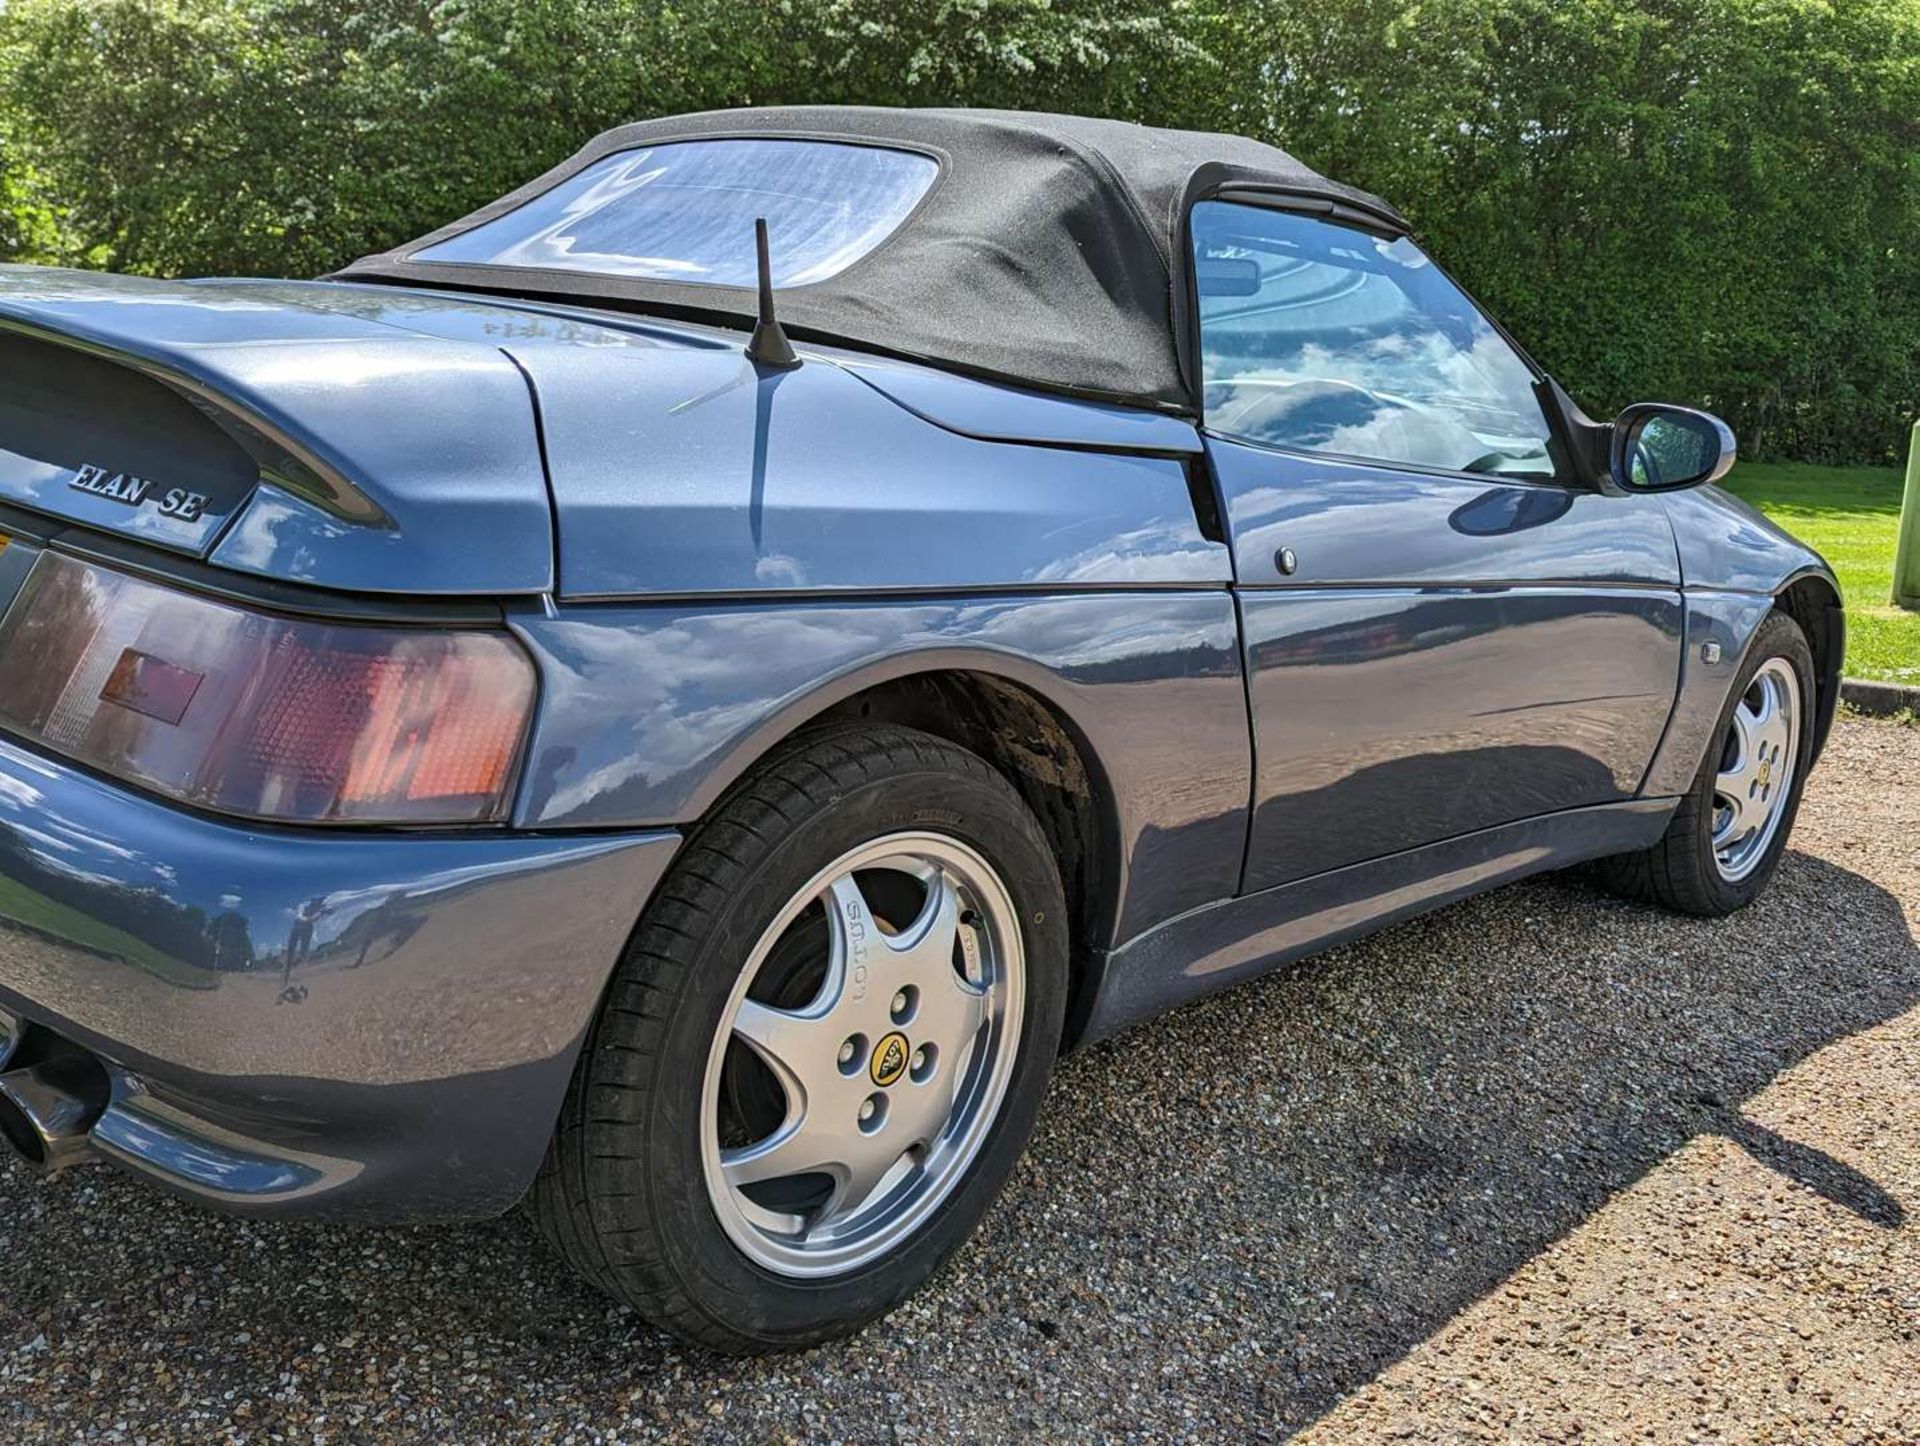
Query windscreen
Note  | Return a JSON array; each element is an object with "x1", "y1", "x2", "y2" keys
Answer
[{"x1": 413, "y1": 138, "x2": 939, "y2": 288}]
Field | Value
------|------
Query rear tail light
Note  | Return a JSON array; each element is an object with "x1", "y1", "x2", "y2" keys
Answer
[{"x1": 0, "y1": 553, "x2": 535, "y2": 825}]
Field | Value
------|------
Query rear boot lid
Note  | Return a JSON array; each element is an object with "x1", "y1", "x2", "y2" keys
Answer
[{"x1": 0, "y1": 267, "x2": 554, "y2": 595}]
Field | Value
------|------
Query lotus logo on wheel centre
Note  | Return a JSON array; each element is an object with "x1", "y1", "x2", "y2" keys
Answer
[{"x1": 870, "y1": 1031, "x2": 910, "y2": 1087}]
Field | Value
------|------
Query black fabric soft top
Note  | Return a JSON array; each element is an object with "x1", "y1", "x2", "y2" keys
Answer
[{"x1": 335, "y1": 106, "x2": 1404, "y2": 415}]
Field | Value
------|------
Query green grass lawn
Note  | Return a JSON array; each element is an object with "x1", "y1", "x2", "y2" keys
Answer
[
  {"x1": 0, "y1": 875, "x2": 216, "y2": 990},
  {"x1": 1721, "y1": 461, "x2": 1920, "y2": 685}
]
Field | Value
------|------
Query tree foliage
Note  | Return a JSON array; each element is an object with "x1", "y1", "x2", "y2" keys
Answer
[{"x1": 2, "y1": 0, "x2": 1915, "y2": 460}]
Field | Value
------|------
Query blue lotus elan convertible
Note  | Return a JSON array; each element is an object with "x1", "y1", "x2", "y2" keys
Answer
[{"x1": 0, "y1": 107, "x2": 1841, "y2": 1350}]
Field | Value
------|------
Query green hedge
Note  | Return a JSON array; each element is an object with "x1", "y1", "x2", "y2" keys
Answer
[{"x1": 3, "y1": 0, "x2": 1917, "y2": 462}]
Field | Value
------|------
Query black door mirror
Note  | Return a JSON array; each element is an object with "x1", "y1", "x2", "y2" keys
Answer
[{"x1": 1610, "y1": 403, "x2": 1736, "y2": 492}]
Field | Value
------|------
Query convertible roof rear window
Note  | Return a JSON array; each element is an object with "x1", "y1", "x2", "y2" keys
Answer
[
  {"x1": 341, "y1": 108, "x2": 1404, "y2": 412},
  {"x1": 413, "y1": 138, "x2": 938, "y2": 287}
]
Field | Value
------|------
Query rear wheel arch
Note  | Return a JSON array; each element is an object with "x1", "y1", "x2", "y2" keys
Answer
[
  {"x1": 582, "y1": 655, "x2": 1124, "y2": 1052},
  {"x1": 799, "y1": 671, "x2": 1117, "y2": 1044}
]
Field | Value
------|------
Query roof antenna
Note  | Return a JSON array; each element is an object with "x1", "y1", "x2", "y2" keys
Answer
[{"x1": 745, "y1": 217, "x2": 800, "y2": 369}]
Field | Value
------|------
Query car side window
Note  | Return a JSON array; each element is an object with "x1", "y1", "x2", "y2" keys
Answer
[{"x1": 1192, "y1": 200, "x2": 1556, "y2": 478}]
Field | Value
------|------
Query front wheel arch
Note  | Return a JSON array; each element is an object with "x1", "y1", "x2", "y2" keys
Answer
[
  {"x1": 1774, "y1": 571, "x2": 1843, "y2": 768},
  {"x1": 1599, "y1": 609, "x2": 1816, "y2": 915}
]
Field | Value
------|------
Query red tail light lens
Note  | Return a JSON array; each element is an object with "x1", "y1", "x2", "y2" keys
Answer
[{"x1": 0, "y1": 553, "x2": 535, "y2": 824}]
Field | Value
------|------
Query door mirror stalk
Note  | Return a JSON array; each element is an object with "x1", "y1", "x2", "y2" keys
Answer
[{"x1": 1535, "y1": 378, "x2": 1736, "y2": 495}]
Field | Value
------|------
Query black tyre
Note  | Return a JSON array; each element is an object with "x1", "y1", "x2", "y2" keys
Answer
[
  {"x1": 1595, "y1": 609, "x2": 1816, "y2": 916},
  {"x1": 528, "y1": 725, "x2": 1068, "y2": 1353}
]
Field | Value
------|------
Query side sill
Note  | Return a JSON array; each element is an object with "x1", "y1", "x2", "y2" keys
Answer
[{"x1": 1069, "y1": 797, "x2": 1677, "y2": 1048}]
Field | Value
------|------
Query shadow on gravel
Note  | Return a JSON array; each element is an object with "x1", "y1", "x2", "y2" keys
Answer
[
  {"x1": 1707, "y1": 1107, "x2": 1905, "y2": 1228},
  {"x1": 2, "y1": 847, "x2": 1916, "y2": 1440}
]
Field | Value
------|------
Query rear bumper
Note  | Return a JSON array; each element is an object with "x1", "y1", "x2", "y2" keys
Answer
[{"x1": 0, "y1": 735, "x2": 679, "y2": 1220}]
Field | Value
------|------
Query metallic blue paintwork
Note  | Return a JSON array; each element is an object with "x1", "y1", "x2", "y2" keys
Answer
[
  {"x1": 1078, "y1": 798, "x2": 1673, "y2": 1042},
  {"x1": 509, "y1": 592, "x2": 1251, "y2": 944},
  {"x1": 0, "y1": 268, "x2": 559, "y2": 595},
  {"x1": 225, "y1": 276, "x2": 739, "y2": 355},
  {"x1": 0, "y1": 731, "x2": 677, "y2": 1218},
  {"x1": 1665, "y1": 483, "x2": 1834, "y2": 595},
  {"x1": 0, "y1": 330, "x2": 253, "y2": 554},
  {"x1": 1083, "y1": 470, "x2": 1839, "y2": 1036},
  {"x1": 1637, "y1": 485, "x2": 1842, "y2": 794},
  {"x1": 284, "y1": 281, "x2": 1206, "y2": 464},
  {"x1": 1639, "y1": 588, "x2": 1779, "y2": 798},
  {"x1": 1206, "y1": 437, "x2": 1681, "y2": 588},
  {"x1": 828, "y1": 353, "x2": 1203, "y2": 454},
  {"x1": 1237, "y1": 588, "x2": 1683, "y2": 889},
  {"x1": 0, "y1": 258, "x2": 1847, "y2": 1220},
  {"x1": 1207, "y1": 437, "x2": 1686, "y2": 891},
  {"x1": 0, "y1": 270, "x2": 1222, "y2": 602},
  {"x1": 509, "y1": 343, "x2": 1227, "y2": 598}
]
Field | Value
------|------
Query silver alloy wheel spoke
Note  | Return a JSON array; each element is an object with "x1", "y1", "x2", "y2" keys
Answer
[
  {"x1": 721, "y1": 1117, "x2": 828, "y2": 1189},
  {"x1": 700, "y1": 833, "x2": 1026, "y2": 1279},
  {"x1": 823, "y1": 873, "x2": 874, "y2": 974},
  {"x1": 1711, "y1": 787, "x2": 1748, "y2": 849},
  {"x1": 818, "y1": 1128, "x2": 913, "y2": 1223},
  {"x1": 1709, "y1": 659, "x2": 1800, "y2": 883},
  {"x1": 882, "y1": 866, "x2": 960, "y2": 962},
  {"x1": 728, "y1": 999, "x2": 826, "y2": 1109}
]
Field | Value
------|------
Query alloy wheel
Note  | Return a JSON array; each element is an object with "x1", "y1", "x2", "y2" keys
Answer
[
  {"x1": 700, "y1": 832, "x2": 1025, "y2": 1278},
  {"x1": 1711, "y1": 657, "x2": 1801, "y2": 883}
]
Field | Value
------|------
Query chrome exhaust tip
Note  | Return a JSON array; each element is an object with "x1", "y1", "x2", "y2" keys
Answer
[{"x1": 0, "y1": 1061, "x2": 106, "y2": 1175}]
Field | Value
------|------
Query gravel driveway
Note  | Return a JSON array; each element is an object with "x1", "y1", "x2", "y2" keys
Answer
[{"x1": 4, "y1": 716, "x2": 1916, "y2": 1443}]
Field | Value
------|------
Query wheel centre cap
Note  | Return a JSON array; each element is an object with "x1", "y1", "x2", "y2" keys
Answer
[{"x1": 870, "y1": 1031, "x2": 911, "y2": 1087}]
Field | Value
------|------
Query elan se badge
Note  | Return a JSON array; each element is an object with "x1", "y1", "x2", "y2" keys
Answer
[{"x1": 69, "y1": 462, "x2": 212, "y2": 523}]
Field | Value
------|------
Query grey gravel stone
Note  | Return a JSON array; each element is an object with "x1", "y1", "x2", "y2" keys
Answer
[{"x1": 2, "y1": 716, "x2": 1915, "y2": 1443}]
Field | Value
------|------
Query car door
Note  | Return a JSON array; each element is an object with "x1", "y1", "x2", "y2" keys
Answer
[{"x1": 1191, "y1": 200, "x2": 1684, "y2": 893}]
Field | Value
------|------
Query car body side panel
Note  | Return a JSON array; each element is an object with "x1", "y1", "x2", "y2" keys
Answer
[
  {"x1": 1238, "y1": 587, "x2": 1686, "y2": 887},
  {"x1": 1638, "y1": 588, "x2": 1779, "y2": 797},
  {"x1": 509, "y1": 592, "x2": 1250, "y2": 945},
  {"x1": 1075, "y1": 797, "x2": 1673, "y2": 1044},
  {"x1": 1209, "y1": 441, "x2": 1682, "y2": 589},
  {"x1": 826, "y1": 353, "x2": 1203, "y2": 454},
  {"x1": 1639, "y1": 486, "x2": 1844, "y2": 791},
  {"x1": 1207, "y1": 439, "x2": 1686, "y2": 891},
  {"x1": 508, "y1": 343, "x2": 1230, "y2": 599}
]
